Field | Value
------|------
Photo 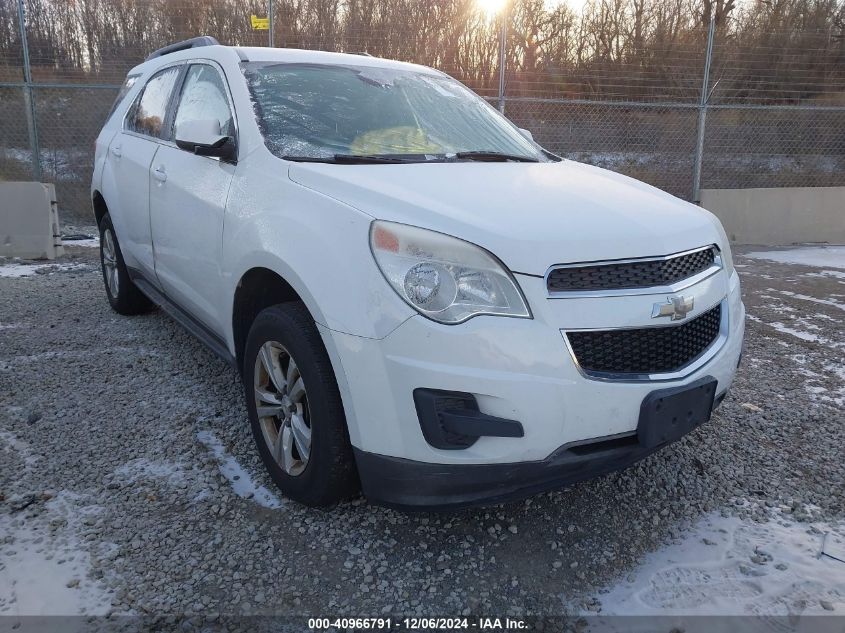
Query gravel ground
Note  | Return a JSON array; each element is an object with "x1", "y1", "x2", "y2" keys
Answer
[{"x1": 0, "y1": 237, "x2": 843, "y2": 623}]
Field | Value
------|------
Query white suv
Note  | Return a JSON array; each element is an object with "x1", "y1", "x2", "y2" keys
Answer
[{"x1": 91, "y1": 37, "x2": 744, "y2": 510}]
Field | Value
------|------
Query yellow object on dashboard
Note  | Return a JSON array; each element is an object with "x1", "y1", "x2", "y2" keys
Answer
[{"x1": 350, "y1": 126, "x2": 441, "y2": 155}]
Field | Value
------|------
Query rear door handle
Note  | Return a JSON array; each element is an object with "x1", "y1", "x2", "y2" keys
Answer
[
  {"x1": 111, "y1": 145, "x2": 122, "y2": 158},
  {"x1": 153, "y1": 166, "x2": 167, "y2": 183}
]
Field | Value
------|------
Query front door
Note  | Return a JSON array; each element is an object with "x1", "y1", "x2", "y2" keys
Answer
[{"x1": 149, "y1": 62, "x2": 237, "y2": 335}]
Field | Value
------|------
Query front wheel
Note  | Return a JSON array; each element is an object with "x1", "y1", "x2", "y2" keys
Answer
[{"x1": 243, "y1": 302, "x2": 358, "y2": 507}]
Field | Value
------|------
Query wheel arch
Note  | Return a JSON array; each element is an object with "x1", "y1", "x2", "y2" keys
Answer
[
  {"x1": 230, "y1": 264, "x2": 362, "y2": 447},
  {"x1": 232, "y1": 266, "x2": 306, "y2": 368},
  {"x1": 92, "y1": 190, "x2": 108, "y2": 227}
]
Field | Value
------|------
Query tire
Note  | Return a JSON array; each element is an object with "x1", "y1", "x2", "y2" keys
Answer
[
  {"x1": 98, "y1": 213, "x2": 153, "y2": 315},
  {"x1": 243, "y1": 302, "x2": 358, "y2": 507}
]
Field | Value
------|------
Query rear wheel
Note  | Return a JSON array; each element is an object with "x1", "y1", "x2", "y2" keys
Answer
[
  {"x1": 99, "y1": 213, "x2": 153, "y2": 315},
  {"x1": 243, "y1": 302, "x2": 358, "y2": 506}
]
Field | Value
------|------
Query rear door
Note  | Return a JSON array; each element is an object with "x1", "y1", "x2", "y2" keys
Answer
[
  {"x1": 148, "y1": 61, "x2": 237, "y2": 334},
  {"x1": 102, "y1": 65, "x2": 183, "y2": 280}
]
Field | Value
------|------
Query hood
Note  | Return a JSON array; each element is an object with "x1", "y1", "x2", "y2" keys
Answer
[{"x1": 288, "y1": 159, "x2": 723, "y2": 275}]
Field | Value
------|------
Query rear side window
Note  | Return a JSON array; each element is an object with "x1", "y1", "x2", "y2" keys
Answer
[
  {"x1": 107, "y1": 74, "x2": 140, "y2": 122},
  {"x1": 126, "y1": 66, "x2": 181, "y2": 139},
  {"x1": 173, "y1": 64, "x2": 234, "y2": 138}
]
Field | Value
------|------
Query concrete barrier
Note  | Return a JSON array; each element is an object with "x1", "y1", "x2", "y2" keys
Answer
[
  {"x1": 0, "y1": 182, "x2": 64, "y2": 260},
  {"x1": 700, "y1": 186, "x2": 845, "y2": 245}
]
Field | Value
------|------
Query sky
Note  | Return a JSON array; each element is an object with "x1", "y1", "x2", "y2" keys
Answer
[{"x1": 478, "y1": 0, "x2": 580, "y2": 19}]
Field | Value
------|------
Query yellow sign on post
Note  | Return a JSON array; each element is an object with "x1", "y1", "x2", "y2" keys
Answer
[{"x1": 251, "y1": 15, "x2": 269, "y2": 30}]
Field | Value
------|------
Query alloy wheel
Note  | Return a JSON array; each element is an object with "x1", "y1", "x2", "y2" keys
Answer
[
  {"x1": 102, "y1": 229, "x2": 119, "y2": 297},
  {"x1": 253, "y1": 341, "x2": 312, "y2": 476}
]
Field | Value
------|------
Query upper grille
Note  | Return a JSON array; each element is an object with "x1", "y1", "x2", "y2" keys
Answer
[
  {"x1": 548, "y1": 247, "x2": 717, "y2": 293},
  {"x1": 566, "y1": 303, "x2": 722, "y2": 377}
]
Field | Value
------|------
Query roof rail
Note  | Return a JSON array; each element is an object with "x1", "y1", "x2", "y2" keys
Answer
[{"x1": 146, "y1": 36, "x2": 220, "y2": 61}]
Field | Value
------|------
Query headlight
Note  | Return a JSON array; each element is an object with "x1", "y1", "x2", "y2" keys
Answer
[
  {"x1": 720, "y1": 242, "x2": 735, "y2": 278},
  {"x1": 369, "y1": 221, "x2": 531, "y2": 324},
  {"x1": 711, "y1": 219, "x2": 735, "y2": 277}
]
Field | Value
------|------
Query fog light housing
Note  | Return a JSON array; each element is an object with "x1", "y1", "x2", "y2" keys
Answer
[{"x1": 413, "y1": 388, "x2": 523, "y2": 450}]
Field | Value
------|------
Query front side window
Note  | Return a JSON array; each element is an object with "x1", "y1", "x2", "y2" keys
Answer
[
  {"x1": 127, "y1": 66, "x2": 181, "y2": 139},
  {"x1": 242, "y1": 62, "x2": 546, "y2": 162},
  {"x1": 173, "y1": 64, "x2": 234, "y2": 139}
]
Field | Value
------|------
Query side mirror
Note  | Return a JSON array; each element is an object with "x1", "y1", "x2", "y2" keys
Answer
[
  {"x1": 175, "y1": 119, "x2": 236, "y2": 162},
  {"x1": 518, "y1": 127, "x2": 534, "y2": 142}
]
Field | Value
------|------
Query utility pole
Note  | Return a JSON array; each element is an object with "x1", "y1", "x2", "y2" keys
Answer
[
  {"x1": 692, "y1": 16, "x2": 716, "y2": 203},
  {"x1": 268, "y1": 0, "x2": 275, "y2": 47},
  {"x1": 17, "y1": 0, "x2": 41, "y2": 182},
  {"x1": 497, "y1": 7, "x2": 508, "y2": 113}
]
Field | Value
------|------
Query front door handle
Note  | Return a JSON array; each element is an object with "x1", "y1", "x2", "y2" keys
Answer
[
  {"x1": 153, "y1": 166, "x2": 167, "y2": 183},
  {"x1": 111, "y1": 145, "x2": 122, "y2": 158}
]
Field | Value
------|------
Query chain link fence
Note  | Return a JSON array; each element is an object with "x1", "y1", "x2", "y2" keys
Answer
[{"x1": 1, "y1": 0, "x2": 844, "y2": 224}]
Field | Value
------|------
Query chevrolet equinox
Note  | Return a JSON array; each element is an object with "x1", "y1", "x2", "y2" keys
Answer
[{"x1": 91, "y1": 36, "x2": 745, "y2": 509}]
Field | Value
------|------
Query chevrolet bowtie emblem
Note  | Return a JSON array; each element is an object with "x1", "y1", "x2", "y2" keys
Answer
[{"x1": 652, "y1": 295, "x2": 694, "y2": 321}]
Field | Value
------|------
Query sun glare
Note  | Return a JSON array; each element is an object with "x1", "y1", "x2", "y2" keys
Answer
[{"x1": 477, "y1": 0, "x2": 508, "y2": 19}]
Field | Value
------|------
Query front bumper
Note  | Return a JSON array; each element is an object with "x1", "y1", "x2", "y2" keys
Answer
[
  {"x1": 353, "y1": 419, "x2": 692, "y2": 510},
  {"x1": 321, "y1": 269, "x2": 744, "y2": 508}
]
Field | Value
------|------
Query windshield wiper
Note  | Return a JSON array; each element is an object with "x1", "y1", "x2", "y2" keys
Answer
[
  {"x1": 454, "y1": 151, "x2": 539, "y2": 163},
  {"x1": 282, "y1": 154, "x2": 423, "y2": 164},
  {"x1": 282, "y1": 156, "x2": 336, "y2": 163},
  {"x1": 332, "y1": 154, "x2": 418, "y2": 164},
  {"x1": 283, "y1": 152, "x2": 539, "y2": 164}
]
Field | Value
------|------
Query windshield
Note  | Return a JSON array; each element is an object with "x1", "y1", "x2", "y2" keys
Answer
[{"x1": 242, "y1": 62, "x2": 547, "y2": 163}]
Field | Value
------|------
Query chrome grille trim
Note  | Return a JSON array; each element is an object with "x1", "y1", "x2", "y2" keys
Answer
[{"x1": 545, "y1": 245, "x2": 722, "y2": 298}]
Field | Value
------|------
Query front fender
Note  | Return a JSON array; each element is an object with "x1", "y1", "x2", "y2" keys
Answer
[{"x1": 221, "y1": 158, "x2": 414, "y2": 354}]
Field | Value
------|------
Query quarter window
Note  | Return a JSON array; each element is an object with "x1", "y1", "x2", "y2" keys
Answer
[
  {"x1": 127, "y1": 66, "x2": 181, "y2": 139},
  {"x1": 173, "y1": 64, "x2": 234, "y2": 139},
  {"x1": 107, "y1": 74, "x2": 140, "y2": 123}
]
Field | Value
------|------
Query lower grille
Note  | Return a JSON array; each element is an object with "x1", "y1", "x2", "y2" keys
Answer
[{"x1": 566, "y1": 303, "x2": 722, "y2": 377}]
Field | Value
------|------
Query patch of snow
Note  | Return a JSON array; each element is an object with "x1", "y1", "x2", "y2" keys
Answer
[
  {"x1": 196, "y1": 430, "x2": 284, "y2": 509},
  {"x1": 0, "y1": 429, "x2": 39, "y2": 471},
  {"x1": 0, "y1": 262, "x2": 89, "y2": 278},
  {"x1": 746, "y1": 315, "x2": 821, "y2": 343},
  {"x1": 768, "y1": 323, "x2": 821, "y2": 342},
  {"x1": 0, "y1": 264, "x2": 44, "y2": 278},
  {"x1": 0, "y1": 492, "x2": 113, "y2": 616},
  {"x1": 112, "y1": 457, "x2": 216, "y2": 502},
  {"x1": 62, "y1": 237, "x2": 99, "y2": 248},
  {"x1": 1, "y1": 147, "x2": 89, "y2": 183},
  {"x1": 816, "y1": 393, "x2": 845, "y2": 407},
  {"x1": 809, "y1": 363, "x2": 845, "y2": 406},
  {"x1": 796, "y1": 366, "x2": 821, "y2": 380},
  {"x1": 806, "y1": 270, "x2": 845, "y2": 280},
  {"x1": 771, "y1": 289, "x2": 845, "y2": 313},
  {"x1": 745, "y1": 246, "x2": 845, "y2": 270},
  {"x1": 585, "y1": 513, "x2": 845, "y2": 624},
  {"x1": 826, "y1": 363, "x2": 845, "y2": 382},
  {"x1": 113, "y1": 458, "x2": 189, "y2": 487},
  {"x1": 757, "y1": 295, "x2": 797, "y2": 313}
]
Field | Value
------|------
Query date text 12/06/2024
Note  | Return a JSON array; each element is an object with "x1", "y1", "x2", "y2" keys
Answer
[{"x1": 308, "y1": 617, "x2": 528, "y2": 630}]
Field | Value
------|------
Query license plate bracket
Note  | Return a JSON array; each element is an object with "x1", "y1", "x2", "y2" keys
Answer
[{"x1": 637, "y1": 376, "x2": 718, "y2": 449}]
